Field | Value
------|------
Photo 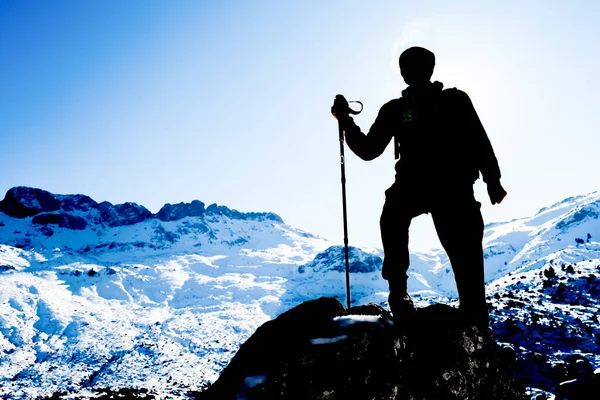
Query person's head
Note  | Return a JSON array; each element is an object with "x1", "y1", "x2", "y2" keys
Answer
[{"x1": 399, "y1": 46, "x2": 435, "y2": 86}]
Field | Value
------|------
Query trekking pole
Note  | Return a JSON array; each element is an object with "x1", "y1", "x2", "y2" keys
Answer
[{"x1": 335, "y1": 99, "x2": 363, "y2": 309}]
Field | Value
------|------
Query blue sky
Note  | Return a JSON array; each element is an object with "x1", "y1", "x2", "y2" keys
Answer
[{"x1": 1, "y1": 1, "x2": 599, "y2": 249}]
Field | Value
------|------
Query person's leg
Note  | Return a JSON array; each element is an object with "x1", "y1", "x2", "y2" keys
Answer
[
  {"x1": 431, "y1": 194, "x2": 487, "y2": 325},
  {"x1": 380, "y1": 185, "x2": 423, "y2": 319},
  {"x1": 380, "y1": 187, "x2": 413, "y2": 290}
]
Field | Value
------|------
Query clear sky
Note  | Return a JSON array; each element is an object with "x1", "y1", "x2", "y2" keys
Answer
[{"x1": 1, "y1": 1, "x2": 599, "y2": 250}]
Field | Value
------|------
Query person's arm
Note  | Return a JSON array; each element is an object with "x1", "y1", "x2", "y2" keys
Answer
[
  {"x1": 338, "y1": 100, "x2": 398, "y2": 161},
  {"x1": 459, "y1": 91, "x2": 507, "y2": 204}
]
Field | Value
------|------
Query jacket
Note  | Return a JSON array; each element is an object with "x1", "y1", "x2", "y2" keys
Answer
[{"x1": 342, "y1": 81, "x2": 501, "y2": 189}]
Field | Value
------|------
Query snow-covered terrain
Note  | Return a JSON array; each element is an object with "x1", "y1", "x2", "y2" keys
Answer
[{"x1": 0, "y1": 186, "x2": 599, "y2": 398}]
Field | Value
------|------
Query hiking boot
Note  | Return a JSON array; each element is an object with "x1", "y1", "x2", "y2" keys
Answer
[
  {"x1": 388, "y1": 291, "x2": 416, "y2": 323},
  {"x1": 459, "y1": 304, "x2": 490, "y2": 328}
]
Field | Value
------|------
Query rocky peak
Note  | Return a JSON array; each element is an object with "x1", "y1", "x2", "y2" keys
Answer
[
  {"x1": 156, "y1": 200, "x2": 206, "y2": 222},
  {"x1": 0, "y1": 187, "x2": 61, "y2": 218},
  {"x1": 0, "y1": 187, "x2": 101, "y2": 219},
  {"x1": 99, "y1": 201, "x2": 153, "y2": 227},
  {"x1": 197, "y1": 297, "x2": 527, "y2": 400}
]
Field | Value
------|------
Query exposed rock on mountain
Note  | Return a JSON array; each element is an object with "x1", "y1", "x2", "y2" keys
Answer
[
  {"x1": 205, "y1": 203, "x2": 283, "y2": 223},
  {"x1": 55, "y1": 193, "x2": 99, "y2": 212},
  {"x1": 298, "y1": 245, "x2": 382, "y2": 273},
  {"x1": 102, "y1": 202, "x2": 153, "y2": 227},
  {"x1": 198, "y1": 297, "x2": 527, "y2": 400},
  {"x1": 32, "y1": 212, "x2": 87, "y2": 230},
  {"x1": 157, "y1": 200, "x2": 206, "y2": 222},
  {"x1": 0, "y1": 187, "x2": 61, "y2": 218},
  {"x1": 0, "y1": 187, "x2": 283, "y2": 232}
]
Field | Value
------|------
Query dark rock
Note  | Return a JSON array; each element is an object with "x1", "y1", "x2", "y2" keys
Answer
[
  {"x1": 98, "y1": 201, "x2": 118, "y2": 224},
  {"x1": 205, "y1": 203, "x2": 283, "y2": 223},
  {"x1": 0, "y1": 187, "x2": 61, "y2": 218},
  {"x1": 177, "y1": 220, "x2": 210, "y2": 235},
  {"x1": 56, "y1": 194, "x2": 99, "y2": 212},
  {"x1": 299, "y1": 246, "x2": 382, "y2": 274},
  {"x1": 197, "y1": 297, "x2": 527, "y2": 400},
  {"x1": 243, "y1": 211, "x2": 284, "y2": 223},
  {"x1": 32, "y1": 213, "x2": 87, "y2": 230},
  {"x1": 555, "y1": 363, "x2": 600, "y2": 400},
  {"x1": 556, "y1": 204, "x2": 600, "y2": 231},
  {"x1": 543, "y1": 267, "x2": 556, "y2": 278},
  {"x1": 156, "y1": 200, "x2": 206, "y2": 221},
  {"x1": 113, "y1": 202, "x2": 152, "y2": 226},
  {"x1": 152, "y1": 225, "x2": 180, "y2": 244},
  {"x1": 553, "y1": 354, "x2": 598, "y2": 399},
  {"x1": 39, "y1": 226, "x2": 54, "y2": 237},
  {"x1": 206, "y1": 204, "x2": 246, "y2": 220},
  {"x1": 99, "y1": 201, "x2": 152, "y2": 227}
]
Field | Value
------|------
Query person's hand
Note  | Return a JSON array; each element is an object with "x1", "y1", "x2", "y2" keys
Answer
[
  {"x1": 487, "y1": 181, "x2": 507, "y2": 205},
  {"x1": 331, "y1": 94, "x2": 350, "y2": 120}
]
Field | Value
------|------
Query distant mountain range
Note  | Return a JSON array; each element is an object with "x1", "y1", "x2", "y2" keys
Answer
[{"x1": 0, "y1": 186, "x2": 598, "y2": 399}]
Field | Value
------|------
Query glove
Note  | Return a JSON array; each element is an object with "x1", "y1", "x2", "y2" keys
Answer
[
  {"x1": 331, "y1": 94, "x2": 350, "y2": 121},
  {"x1": 487, "y1": 181, "x2": 507, "y2": 205}
]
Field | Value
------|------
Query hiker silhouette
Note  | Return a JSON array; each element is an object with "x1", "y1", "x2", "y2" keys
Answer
[{"x1": 331, "y1": 46, "x2": 506, "y2": 325}]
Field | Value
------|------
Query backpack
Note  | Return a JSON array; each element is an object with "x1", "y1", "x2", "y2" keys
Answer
[{"x1": 393, "y1": 87, "x2": 459, "y2": 160}]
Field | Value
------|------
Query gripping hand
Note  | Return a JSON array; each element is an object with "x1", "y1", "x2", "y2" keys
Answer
[
  {"x1": 331, "y1": 94, "x2": 350, "y2": 121},
  {"x1": 487, "y1": 181, "x2": 507, "y2": 205}
]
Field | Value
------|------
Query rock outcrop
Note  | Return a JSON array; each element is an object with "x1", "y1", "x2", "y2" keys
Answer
[
  {"x1": 102, "y1": 202, "x2": 153, "y2": 227},
  {"x1": 197, "y1": 297, "x2": 528, "y2": 400},
  {"x1": 156, "y1": 200, "x2": 206, "y2": 221},
  {"x1": 0, "y1": 187, "x2": 61, "y2": 218},
  {"x1": 205, "y1": 203, "x2": 283, "y2": 223},
  {"x1": 298, "y1": 245, "x2": 382, "y2": 274},
  {"x1": 32, "y1": 212, "x2": 87, "y2": 230}
]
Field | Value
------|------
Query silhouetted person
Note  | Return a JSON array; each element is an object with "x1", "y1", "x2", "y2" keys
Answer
[{"x1": 331, "y1": 46, "x2": 506, "y2": 325}]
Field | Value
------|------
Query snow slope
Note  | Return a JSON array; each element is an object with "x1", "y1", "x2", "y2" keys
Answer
[{"x1": 0, "y1": 187, "x2": 599, "y2": 398}]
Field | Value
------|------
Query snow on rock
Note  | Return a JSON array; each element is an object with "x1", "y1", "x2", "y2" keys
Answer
[{"x1": 488, "y1": 259, "x2": 600, "y2": 396}]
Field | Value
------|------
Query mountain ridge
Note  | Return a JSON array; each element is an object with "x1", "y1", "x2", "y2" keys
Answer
[{"x1": 0, "y1": 186, "x2": 283, "y2": 226}]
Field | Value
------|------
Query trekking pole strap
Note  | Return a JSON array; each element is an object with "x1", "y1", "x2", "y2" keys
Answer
[{"x1": 347, "y1": 101, "x2": 363, "y2": 115}]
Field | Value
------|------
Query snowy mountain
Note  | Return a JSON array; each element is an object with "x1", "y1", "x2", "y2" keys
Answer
[{"x1": 0, "y1": 187, "x2": 599, "y2": 399}]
